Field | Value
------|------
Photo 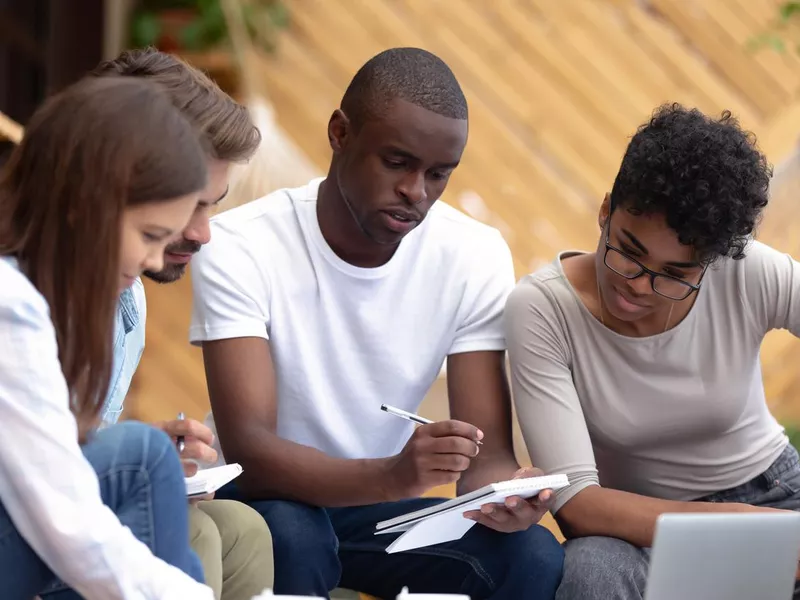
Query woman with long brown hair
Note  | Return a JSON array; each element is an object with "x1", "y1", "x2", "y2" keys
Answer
[{"x1": 0, "y1": 76, "x2": 215, "y2": 598}]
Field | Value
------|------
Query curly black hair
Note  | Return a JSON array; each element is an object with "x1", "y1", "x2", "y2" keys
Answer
[{"x1": 610, "y1": 103, "x2": 772, "y2": 263}]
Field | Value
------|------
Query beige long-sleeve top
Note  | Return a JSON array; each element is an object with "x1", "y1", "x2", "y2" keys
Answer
[{"x1": 506, "y1": 240, "x2": 793, "y2": 513}]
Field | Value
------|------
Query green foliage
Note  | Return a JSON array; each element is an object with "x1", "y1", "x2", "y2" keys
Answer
[
  {"x1": 754, "y1": 2, "x2": 799, "y2": 53},
  {"x1": 748, "y1": 1, "x2": 800, "y2": 55},
  {"x1": 129, "y1": 0, "x2": 288, "y2": 52},
  {"x1": 786, "y1": 423, "x2": 800, "y2": 451},
  {"x1": 780, "y1": 1, "x2": 800, "y2": 22}
]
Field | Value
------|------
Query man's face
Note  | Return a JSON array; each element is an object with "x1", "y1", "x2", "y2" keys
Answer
[
  {"x1": 332, "y1": 98, "x2": 468, "y2": 247},
  {"x1": 143, "y1": 158, "x2": 231, "y2": 283}
]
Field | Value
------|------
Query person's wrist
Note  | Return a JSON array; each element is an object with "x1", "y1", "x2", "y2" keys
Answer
[{"x1": 372, "y1": 456, "x2": 403, "y2": 502}]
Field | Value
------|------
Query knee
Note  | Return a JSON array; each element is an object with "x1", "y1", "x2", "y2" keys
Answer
[
  {"x1": 510, "y1": 524, "x2": 565, "y2": 584},
  {"x1": 189, "y1": 504, "x2": 222, "y2": 554},
  {"x1": 249, "y1": 500, "x2": 336, "y2": 560},
  {"x1": 93, "y1": 421, "x2": 181, "y2": 478},
  {"x1": 248, "y1": 500, "x2": 339, "y2": 589},
  {"x1": 200, "y1": 500, "x2": 273, "y2": 555},
  {"x1": 558, "y1": 537, "x2": 646, "y2": 600}
]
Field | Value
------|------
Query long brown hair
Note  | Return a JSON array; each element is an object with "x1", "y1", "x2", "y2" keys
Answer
[{"x1": 0, "y1": 76, "x2": 208, "y2": 440}]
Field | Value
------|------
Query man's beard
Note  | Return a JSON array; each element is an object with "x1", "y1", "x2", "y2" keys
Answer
[{"x1": 143, "y1": 239, "x2": 201, "y2": 284}]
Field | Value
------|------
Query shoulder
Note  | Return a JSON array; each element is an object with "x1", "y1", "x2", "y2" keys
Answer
[
  {"x1": 0, "y1": 257, "x2": 52, "y2": 331},
  {"x1": 211, "y1": 180, "x2": 315, "y2": 242},
  {"x1": 738, "y1": 238, "x2": 792, "y2": 270},
  {"x1": 120, "y1": 277, "x2": 146, "y2": 315},
  {"x1": 707, "y1": 238, "x2": 792, "y2": 290},
  {"x1": 425, "y1": 202, "x2": 508, "y2": 251},
  {"x1": 421, "y1": 202, "x2": 512, "y2": 280},
  {"x1": 118, "y1": 277, "x2": 147, "y2": 334},
  {"x1": 506, "y1": 258, "x2": 570, "y2": 321}
]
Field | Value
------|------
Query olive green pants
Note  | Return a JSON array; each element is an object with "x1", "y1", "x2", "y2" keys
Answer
[{"x1": 190, "y1": 500, "x2": 274, "y2": 600}]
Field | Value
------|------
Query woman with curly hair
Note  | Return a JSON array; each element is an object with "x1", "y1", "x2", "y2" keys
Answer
[{"x1": 502, "y1": 104, "x2": 798, "y2": 599}]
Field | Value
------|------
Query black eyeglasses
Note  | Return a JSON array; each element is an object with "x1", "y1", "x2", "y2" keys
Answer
[{"x1": 603, "y1": 220, "x2": 706, "y2": 301}]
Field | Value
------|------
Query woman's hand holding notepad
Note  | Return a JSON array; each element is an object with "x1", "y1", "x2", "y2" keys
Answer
[
  {"x1": 375, "y1": 473, "x2": 569, "y2": 553},
  {"x1": 463, "y1": 466, "x2": 556, "y2": 533}
]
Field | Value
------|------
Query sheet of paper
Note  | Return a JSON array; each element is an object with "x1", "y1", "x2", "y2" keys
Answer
[
  {"x1": 185, "y1": 463, "x2": 243, "y2": 497},
  {"x1": 379, "y1": 474, "x2": 570, "y2": 553},
  {"x1": 386, "y1": 510, "x2": 477, "y2": 553}
]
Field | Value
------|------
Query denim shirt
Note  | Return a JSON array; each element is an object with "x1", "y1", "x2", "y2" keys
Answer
[{"x1": 101, "y1": 278, "x2": 146, "y2": 425}]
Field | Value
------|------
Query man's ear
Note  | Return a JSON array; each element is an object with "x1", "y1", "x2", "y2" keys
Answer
[
  {"x1": 328, "y1": 109, "x2": 350, "y2": 153},
  {"x1": 598, "y1": 192, "x2": 611, "y2": 230}
]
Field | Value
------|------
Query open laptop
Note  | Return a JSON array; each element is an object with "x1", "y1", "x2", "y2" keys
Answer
[{"x1": 645, "y1": 512, "x2": 800, "y2": 600}]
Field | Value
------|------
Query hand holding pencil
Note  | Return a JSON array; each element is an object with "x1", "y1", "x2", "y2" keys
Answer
[{"x1": 380, "y1": 403, "x2": 484, "y2": 500}]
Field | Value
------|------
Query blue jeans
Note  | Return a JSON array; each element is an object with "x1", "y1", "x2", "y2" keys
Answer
[
  {"x1": 217, "y1": 485, "x2": 564, "y2": 599},
  {"x1": 0, "y1": 421, "x2": 204, "y2": 598},
  {"x1": 556, "y1": 443, "x2": 800, "y2": 600}
]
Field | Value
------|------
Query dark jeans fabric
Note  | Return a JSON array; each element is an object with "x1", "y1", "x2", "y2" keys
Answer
[{"x1": 217, "y1": 484, "x2": 564, "y2": 599}]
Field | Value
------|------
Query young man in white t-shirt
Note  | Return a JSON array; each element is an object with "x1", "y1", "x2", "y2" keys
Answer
[{"x1": 190, "y1": 47, "x2": 563, "y2": 599}]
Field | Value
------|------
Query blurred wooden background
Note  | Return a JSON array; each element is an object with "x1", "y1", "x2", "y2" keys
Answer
[{"x1": 127, "y1": 0, "x2": 800, "y2": 440}]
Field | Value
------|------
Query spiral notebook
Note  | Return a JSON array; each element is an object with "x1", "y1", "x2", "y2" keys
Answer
[
  {"x1": 375, "y1": 474, "x2": 569, "y2": 553},
  {"x1": 185, "y1": 463, "x2": 243, "y2": 498}
]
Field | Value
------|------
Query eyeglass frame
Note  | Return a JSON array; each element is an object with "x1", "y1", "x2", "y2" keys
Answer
[{"x1": 603, "y1": 217, "x2": 707, "y2": 301}]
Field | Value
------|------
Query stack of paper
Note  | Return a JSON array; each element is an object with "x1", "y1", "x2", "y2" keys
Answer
[
  {"x1": 375, "y1": 474, "x2": 569, "y2": 553},
  {"x1": 185, "y1": 463, "x2": 243, "y2": 498}
]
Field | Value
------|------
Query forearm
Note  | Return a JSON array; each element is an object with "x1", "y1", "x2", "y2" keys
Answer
[
  {"x1": 456, "y1": 452, "x2": 520, "y2": 495},
  {"x1": 222, "y1": 429, "x2": 396, "y2": 507},
  {"x1": 557, "y1": 485, "x2": 777, "y2": 547}
]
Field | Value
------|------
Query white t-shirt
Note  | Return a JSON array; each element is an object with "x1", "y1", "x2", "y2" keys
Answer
[{"x1": 190, "y1": 178, "x2": 515, "y2": 460}]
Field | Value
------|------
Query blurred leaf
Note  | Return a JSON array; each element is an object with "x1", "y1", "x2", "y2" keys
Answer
[
  {"x1": 769, "y1": 35, "x2": 787, "y2": 52},
  {"x1": 785, "y1": 423, "x2": 800, "y2": 451},
  {"x1": 130, "y1": 12, "x2": 162, "y2": 48},
  {"x1": 779, "y1": 1, "x2": 800, "y2": 22},
  {"x1": 130, "y1": 0, "x2": 289, "y2": 53},
  {"x1": 747, "y1": 32, "x2": 786, "y2": 53},
  {"x1": 179, "y1": 19, "x2": 206, "y2": 50}
]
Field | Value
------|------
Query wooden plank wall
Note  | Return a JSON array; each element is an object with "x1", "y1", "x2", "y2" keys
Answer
[{"x1": 129, "y1": 0, "x2": 800, "y2": 427}]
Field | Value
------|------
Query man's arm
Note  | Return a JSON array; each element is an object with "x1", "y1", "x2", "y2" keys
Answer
[
  {"x1": 447, "y1": 350, "x2": 519, "y2": 494},
  {"x1": 449, "y1": 350, "x2": 555, "y2": 532},
  {"x1": 202, "y1": 336, "x2": 480, "y2": 507}
]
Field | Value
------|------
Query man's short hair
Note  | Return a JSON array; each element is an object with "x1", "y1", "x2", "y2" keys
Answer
[
  {"x1": 92, "y1": 47, "x2": 260, "y2": 162},
  {"x1": 341, "y1": 47, "x2": 467, "y2": 130}
]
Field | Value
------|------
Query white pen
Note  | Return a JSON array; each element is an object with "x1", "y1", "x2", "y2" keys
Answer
[
  {"x1": 380, "y1": 403, "x2": 483, "y2": 445},
  {"x1": 176, "y1": 411, "x2": 185, "y2": 454}
]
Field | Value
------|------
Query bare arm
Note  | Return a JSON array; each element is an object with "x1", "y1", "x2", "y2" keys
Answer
[
  {"x1": 203, "y1": 336, "x2": 390, "y2": 506},
  {"x1": 560, "y1": 486, "x2": 782, "y2": 547},
  {"x1": 203, "y1": 337, "x2": 480, "y2": 507},
  {"x1": 447, "y1": 350, "x2": 520, "y2": 495}
]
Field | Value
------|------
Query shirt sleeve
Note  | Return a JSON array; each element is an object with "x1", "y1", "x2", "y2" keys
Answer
[
  {"x1": 0, "y1": 286, "x2": 213, "y2": 600},
  {"x1": 504, "y1": 277, "x2": 600, "y2": 513},
  {"x1": 448, "y1": 230, "x2": 516, "y2": 355},
  {"x1": 101, "y1": 280, "x2": 147, "y2": 427},
  {"x1": 739, "y1": 239, "x2": 800, "y2": 337},
  {"x1": 189, "y1": 224, "x2": 271, "y2": 344}
]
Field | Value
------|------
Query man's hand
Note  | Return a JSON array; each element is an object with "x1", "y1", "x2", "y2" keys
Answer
[
  {"x1": 154, "y1": 417, "x2": 218, "y2": 477},
  {"x1": 463, "y1": 466, "x2": 554, "y2": 533},
  {"x1": 382, "y1": 420, "x2": 483, "y2": 500}
]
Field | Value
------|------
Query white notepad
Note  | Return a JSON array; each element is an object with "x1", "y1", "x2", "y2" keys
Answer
[
  {"x1": 376, "y1": 474, "x2": 569, "y2": 553},
  {"x1": 185, "y1": 463, "x2": 243, "y2": 498}
]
